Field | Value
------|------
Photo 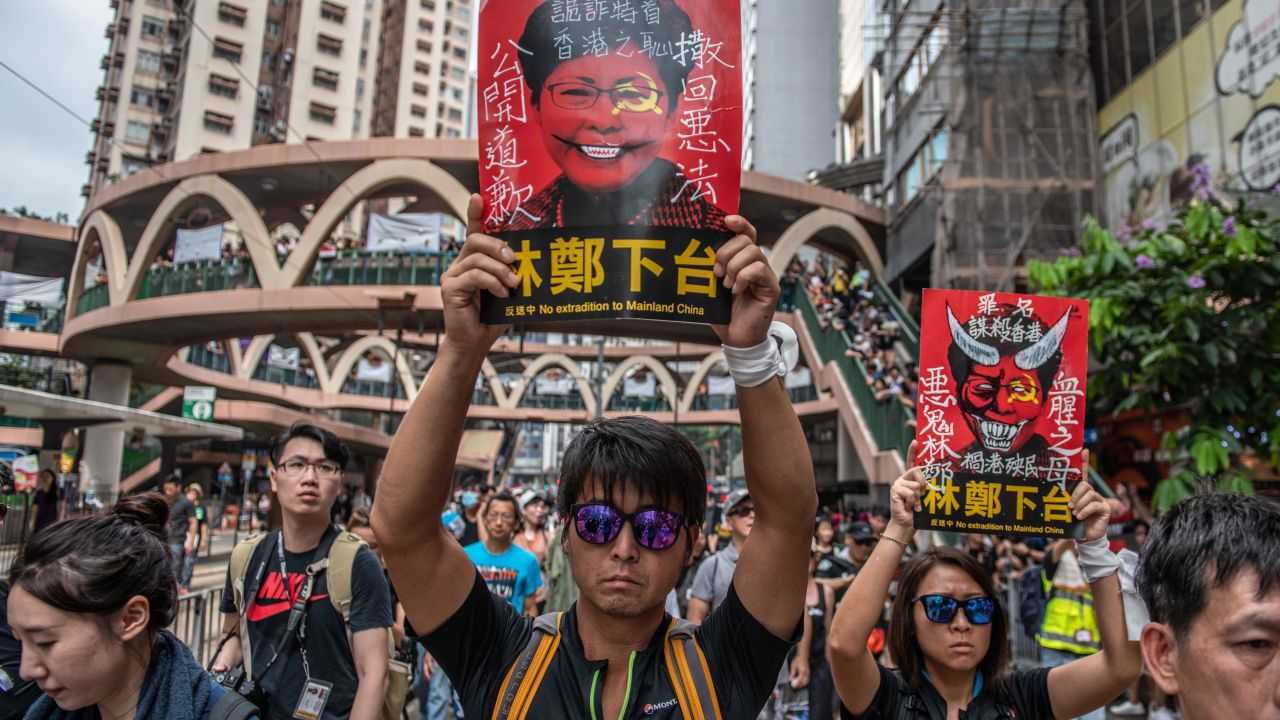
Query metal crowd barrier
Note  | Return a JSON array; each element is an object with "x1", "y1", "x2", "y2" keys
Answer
[{"x1": 173, "y1": 586, "x2": 227, "y2": 668}]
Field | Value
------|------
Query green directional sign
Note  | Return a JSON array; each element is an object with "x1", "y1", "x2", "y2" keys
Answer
[{"x1": 182, "y1": 386, "x2": 217, "y2": 421}]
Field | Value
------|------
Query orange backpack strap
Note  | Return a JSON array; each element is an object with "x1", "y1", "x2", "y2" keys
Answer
[
  {"x1": 661, "y1": 618, "x2": 723, "y2": 720},
  {"x1": 492, "y1": 612, "x2": 563, "y2": 720}
]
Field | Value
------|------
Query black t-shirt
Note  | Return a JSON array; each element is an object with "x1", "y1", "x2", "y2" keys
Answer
[
  {"x1": 0, "y1": 582, "x2": 39, "y2": 720},
  {"x1": 32, "y1": 487, "x2": 62, "y2": 531},
  {"x1": 422, "y1": 570, "x2": 796, "y2": 719},
  {"x1": 220, "y1": 531, "x2": 393, "y2": 720},
  {"x1": 840, "y1": 665, "x2": 1054, "y2": 719},
  {"x1": 459, "y1": 513, "x2": 481, "y2": 547},
  {"x1": 167, "y1": 495, "x2": 197, "y2": 544}
]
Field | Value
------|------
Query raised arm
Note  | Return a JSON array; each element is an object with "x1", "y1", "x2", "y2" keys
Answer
[
  {"x1": 828, "y1": 444, "x2": 925, "y2": 716},
  {"x1": 713, "y1": 215, "x2": 818, "y2": 640},
  {"x1": 1046, "y1": 475, "x2": 1144, "y2": 718},
  {"x1": 371, "y1": 194, "x2": 514, "y2": 636}
]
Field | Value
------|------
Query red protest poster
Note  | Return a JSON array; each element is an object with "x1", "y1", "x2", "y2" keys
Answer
[
  {"x1": 477, "y1": 0, "x2": 741, "y2": 326},
  {"x1": 913, "y1": 289, "x2": 1090, "y2": 538}
]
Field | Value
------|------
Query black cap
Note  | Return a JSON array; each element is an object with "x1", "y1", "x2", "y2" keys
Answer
[{"x1": 845, "y1": 521, "x2": 875, "y2": 542}]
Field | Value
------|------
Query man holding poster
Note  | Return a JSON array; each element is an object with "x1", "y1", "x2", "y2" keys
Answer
[
  {"x1": 914, "y1": 289, "x2": 1090, "y2": 538},
  {"x1": 372, "y1": 194, "x2": 816, "y2": 720},
  {"x1": 476, "y1": 0, "x2": 743, "y2": 325}
]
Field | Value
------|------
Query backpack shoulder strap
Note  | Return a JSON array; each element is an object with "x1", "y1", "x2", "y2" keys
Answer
[
  {"x1": 662, "y1": 618, "x2": 723, "y2": 720},
  {"x1": 209, "y1": 685, "x2": 260, "y2": 720},
  {"x1": 492, "y1": 612, "x2": 563, "y2": 720},
  {"x1": 321, "y1": 531, "x2": 364, "y2": 623},
  {"x1": 228, "y1": 534, "x2": 266, "y2": 679}
]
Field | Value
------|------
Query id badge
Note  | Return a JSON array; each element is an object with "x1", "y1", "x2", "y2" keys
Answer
[
  {"x1": 293, "y1": 679, "x2": 334, "y2": 720},
  {"x1": 1074, "y1": 629, "x2": 1093, "y2": 644}
]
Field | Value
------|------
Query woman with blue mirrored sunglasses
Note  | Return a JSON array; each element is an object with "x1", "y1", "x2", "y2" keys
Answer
[{"x1": 825, "y1": 444, "x2": 1142, "y2": 720}]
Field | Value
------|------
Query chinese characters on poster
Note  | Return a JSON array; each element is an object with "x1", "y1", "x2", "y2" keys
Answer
[
  {"x1": 914, "y1": 289, "x2": 1090, "y2": 538},
  {"x1": 476, "y1": 0, "x2": 741, "y2": 325}
]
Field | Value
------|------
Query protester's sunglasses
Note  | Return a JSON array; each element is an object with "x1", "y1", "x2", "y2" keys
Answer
[
  {"x1": 570, "y1": 503, "x2": 684, "y2": 551},
  {"x1": 912, "y1": 594, "x2": 997, "y2": 625}
]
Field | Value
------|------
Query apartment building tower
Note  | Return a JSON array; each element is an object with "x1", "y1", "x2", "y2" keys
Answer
[{"x1": 85, "y1": 0, "x2": 473, "y2": 199}]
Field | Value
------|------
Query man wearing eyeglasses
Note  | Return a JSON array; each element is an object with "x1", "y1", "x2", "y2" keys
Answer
[
  {"x1": 489, "y1": 0, "x2": 730, "y2": 233},
  {"x1": 464, "y1": 491, "x2": 542, "y2": 617},
  {"x1": 213, "y1": 423, "x2": 392, "y2": 720},
  {"x1": 374, "y1": 162, "x2": 817, "y2": 718}
]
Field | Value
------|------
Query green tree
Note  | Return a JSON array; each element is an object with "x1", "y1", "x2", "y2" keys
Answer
[{"x1": 1029, "y1": 197, "x2": 1280, "y2": 511}]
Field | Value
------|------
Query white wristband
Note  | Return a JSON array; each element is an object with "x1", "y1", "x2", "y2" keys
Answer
[
  {"x1": 721, "y1": 321, "x2": 799, "y2": 388},
  {"x1": 1073, "y1": 536, "x2": 1120, "y2": 583}
]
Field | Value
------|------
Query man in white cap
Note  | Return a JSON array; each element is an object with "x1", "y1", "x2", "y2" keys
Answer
[
  {"x1": 513, "y1": 489, "x2": 552, "y2": 611},
  {"x1": 687, "y1": 489, "x2": 753, "y2": 623}
]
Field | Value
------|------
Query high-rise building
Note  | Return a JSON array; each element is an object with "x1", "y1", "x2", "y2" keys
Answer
[
  {"x1": 84, "y1": 0, "x2": 473, "y2": 198},
  {"x1": 740, "y1": 0, "x2": 841, "y2": 179},
  {"x1": 874, "y1": 0, "x2": 1098, "y2": 292}
]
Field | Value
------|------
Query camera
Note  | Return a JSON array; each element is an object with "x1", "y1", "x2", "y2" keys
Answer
[{"x1": 211, "y1": 666, "x2": 270, "y2": 713}]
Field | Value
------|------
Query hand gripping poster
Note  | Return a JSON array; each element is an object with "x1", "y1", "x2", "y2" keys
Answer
[
  {"x1": 914, "y1": 289, "x2": 1090, "y2": 538},
  {"x1": 477, "y1": 0, "x2": 741, "y2": 325}
]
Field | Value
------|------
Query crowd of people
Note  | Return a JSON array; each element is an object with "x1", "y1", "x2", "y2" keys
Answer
[{"x1": 2, "y1": 197, "x2": 1276, "y2": 720}]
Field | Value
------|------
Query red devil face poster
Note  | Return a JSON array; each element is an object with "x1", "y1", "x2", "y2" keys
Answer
[
  {"x1": 914, "y1": 289, "x2": 1090, "y2": 538},
  {"x1": 477, "y1": 0, "x2": 741, "y2": 326}
]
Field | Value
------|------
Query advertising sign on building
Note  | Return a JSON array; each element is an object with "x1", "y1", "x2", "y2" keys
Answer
[
  {"x1": 914, "y1": 289, "x2": 1089, "y2": 538},
  {"x1": 477, "y1": 0, "x2": 742, "y2": 325},
  {"x1": 182, "y1": 386, "x2": 217, "y2": 421}
]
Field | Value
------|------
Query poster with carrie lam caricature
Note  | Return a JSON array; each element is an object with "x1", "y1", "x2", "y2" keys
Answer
[
  {"x1": 914, "y1": 289, "x2": 1090, "y2": 539},
  {"x1": 477, "y1": 0, "x2": 741, "y2": 326}
]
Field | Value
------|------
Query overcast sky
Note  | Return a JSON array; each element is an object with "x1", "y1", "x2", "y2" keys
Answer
[{"x1": 0, "y1": 1, "x2": 113, "y2": 221}]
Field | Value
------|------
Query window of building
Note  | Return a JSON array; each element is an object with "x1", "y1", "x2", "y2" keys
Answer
[
  {"x1": 130, "y1": 85, "x2": 156, "y2": 108},
  {"x1": 1127, "y1": 0, "x2": 1153, "y2": 80},
  {"x1": 451, "y1": 86, "x2": 464, "y2": 101},
  {"x1": 411, "y1": 103, "x2": 427, "y2": 117},
  {"x1": 218, "y1": 2, "x2": 248, "y2": 26},
  {"x1": 313, "y1": 67, "x2": 340, "y2": 90},
  {"x1": 447, "y1": 107, "x2": 463, "y2": 122},
  {"x1": 450, "y1": 66, "x2": 465, "y2": 81},
  {"x1": 415, "y1": 60, "x2": 431, "y2": 75},
  {"x1": 317, "y1": 33, "x2": 343, "y2": 56},
  {"x1": 203, "y1": 110, "x2": 235, "y2": 134},
  {"x1": 419, "y1": 18, "x2": 435, "y2": 32},
  {"x1": 309, "y1": 101, "x2": 337, "y2": 124},
  {"x1": 266, "y1": 20, "x2": 282, "y2": 37},
  {"x1": 356, "y1": 78, "x2": 365, "y2": 96},
  {"x1": 445, "y1": 127, "x2": 461, "y2": 137},
  {"x1": 124, "y1": 120, "x2": 151, "y2": 144},
  {"x1": 451, "y1": 45, "x2": 466, "y2": 59},
  {"x1": 456, "y1": 6, "x2": 470, "y2": 21},
  {"x1": 360, "y1": 48, "x2": 368, "y2": 67},
  {"x1": 140, "y1": 15, "x2": 165, "y2": 39},
  {"x1": 321, "y1": 1, "x2": 347, "y2": 23},
  {"x1": 413, "y1": 82, "x2": 429, "y2": 96},
  {"x1": 208, "y1": 73, "x2": 240, "y2": 98},
  {"x1": 421, "y1": 0, "x2": 436, "y2": 10},
  {"x1": 408, "y1": 126, "x2": 425, "y2": 137},
  {"x1": 254, "y1": 116, "x2": 269, "y2": 134},
  {"x1": 122, "y1": 157, "x2": 149, "y2": 176},
  {"x1": 136, "y1": 49, "x2": 163, "y2": 75},
  {"x1": 213, "y1": 37, "x2": 244, "y2": 63},
  {"x1": 417, "y1": 39, "x2": 434, "y2": 54},
  {"x1": 353, "y1": 108, "x2": 362, "y2": 129}
]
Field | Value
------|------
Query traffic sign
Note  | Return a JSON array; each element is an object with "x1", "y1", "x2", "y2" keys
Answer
[{"x1": 182, "y1": 386, "x2": 217, "y2": 421}]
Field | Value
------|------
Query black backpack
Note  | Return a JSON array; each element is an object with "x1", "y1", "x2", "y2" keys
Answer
[{"x1": 1017, "y1": 564, "x2": 1047, "y2": 639}]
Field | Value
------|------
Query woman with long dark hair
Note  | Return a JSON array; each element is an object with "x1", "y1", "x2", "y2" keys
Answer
[
  {"x1": 828, "y1": 447, "x2": 1142, "y2": 718},
  {"x1": 8, "y1": 493, "x2": 257, "y2": 719}
]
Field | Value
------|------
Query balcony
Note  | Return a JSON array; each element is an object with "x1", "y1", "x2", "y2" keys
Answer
[
  {"x1": 136, "y1": 258, "x2": 260, "y2": 300},
  {"x1": 303, "y1": 249, "x2": 452, "y2": 287}
]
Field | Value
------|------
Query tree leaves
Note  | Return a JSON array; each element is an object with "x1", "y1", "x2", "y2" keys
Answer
[{"x1": 1031, "y1": 198, "x2": 1280, "y2": 500}]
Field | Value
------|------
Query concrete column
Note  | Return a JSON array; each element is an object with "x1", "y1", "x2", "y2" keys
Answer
[{"x1": 82, "y1": 361, "x2": 132, "y2": 509}]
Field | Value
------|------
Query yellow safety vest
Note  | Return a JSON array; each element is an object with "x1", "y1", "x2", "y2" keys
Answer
[{"x1": 1037, "y1": 567, "x2": 1101, "y2": 656}]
